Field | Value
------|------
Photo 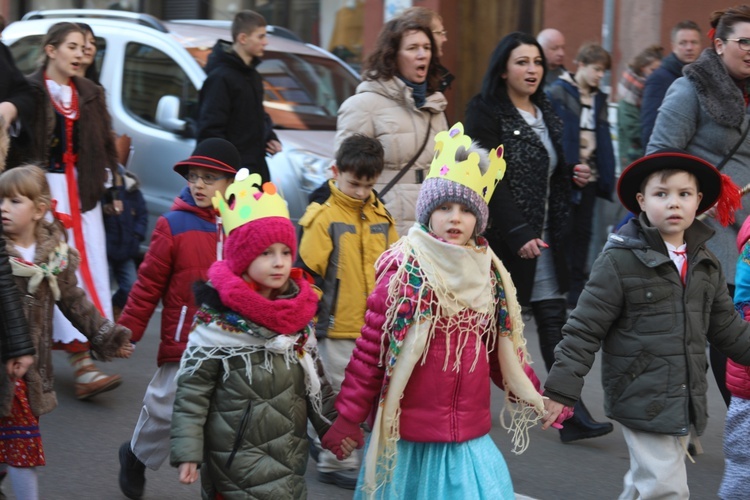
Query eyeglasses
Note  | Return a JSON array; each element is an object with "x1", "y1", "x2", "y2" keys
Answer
[
  {"x1": 432, "y1": 30, "x2": 448, "y2": 37},
  {"x1": 186, "y1": 172, "x2": 230, "y2": 185},
  {"x1": 725, "y1": 38, "x2": 750, "y2": 51}
]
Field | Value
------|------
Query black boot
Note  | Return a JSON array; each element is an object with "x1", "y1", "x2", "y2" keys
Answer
[
  {"x1": 559, "y1": 399, "x2": 614, "y2": 443},
  {"x1": 530, "y1": 299, "x2": 567, "y2": 372}
]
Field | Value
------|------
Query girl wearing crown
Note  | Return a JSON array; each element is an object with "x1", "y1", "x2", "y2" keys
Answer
[
  {"x1": 17, "y1": 22, "x2": 122, "y2": 399},
  {"x1": 170, "y1": 169, "x2": 337, "y2": 499},
  {"x1": 321, "y1": 124, "x2": 546, "y2": 499}
]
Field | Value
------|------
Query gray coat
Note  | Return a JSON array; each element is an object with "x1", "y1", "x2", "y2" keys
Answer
[
  {"x1": 544, "y1": 215, "x2": 750, "y2": 435},
  {"x1": 647, "y1": 48, "x2": 750, "y2": 285}
]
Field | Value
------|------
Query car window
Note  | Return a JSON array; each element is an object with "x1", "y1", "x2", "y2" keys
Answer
[
  {"x1": 10, "y1": 35, "x2": 107, "y2": 77},
  {"x1": 122, "y1": 41, "x2": 198, "y2": 128},
  {"x1": 260, "y1": 52, "x2": 358, "y2": 131}
]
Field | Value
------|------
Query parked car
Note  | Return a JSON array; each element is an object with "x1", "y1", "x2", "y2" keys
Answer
[{"x1": 3, "y1": 9, "x2": 360, "y2": 239}]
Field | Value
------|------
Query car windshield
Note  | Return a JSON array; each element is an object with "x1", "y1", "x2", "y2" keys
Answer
[{"x1": 187, "y1": 47, "x2": 359, "y2": 131}]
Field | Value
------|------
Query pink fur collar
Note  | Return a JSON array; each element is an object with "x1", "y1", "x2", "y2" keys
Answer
[{"x1": 207, "y1": 261, "x2": 319, "y2": 335}]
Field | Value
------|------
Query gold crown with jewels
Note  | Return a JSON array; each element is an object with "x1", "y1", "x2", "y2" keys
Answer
[
  {"x1": 426, "y1": 122, "x2": 506, "y2": 202},
  {"x1": 212, "y1": 168, "x2": 290, "y2": 235}
]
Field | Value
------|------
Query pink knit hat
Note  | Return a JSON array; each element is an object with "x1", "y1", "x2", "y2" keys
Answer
[{"x1": 223, "y1": 216, "x2": 298, "y2": 276}]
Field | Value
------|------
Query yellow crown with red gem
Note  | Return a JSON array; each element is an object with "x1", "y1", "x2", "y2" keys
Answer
[
  {"x1": 212, "y1": 168, "x2": 290, "y2": 235},
  {"x1": 426, "y1": 122, "x2": 506, "y2": 203}
]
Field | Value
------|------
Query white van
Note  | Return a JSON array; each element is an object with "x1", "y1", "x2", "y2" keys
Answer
[{"x1": 3, "y1": 9, "x2": 360, "y2": 235}]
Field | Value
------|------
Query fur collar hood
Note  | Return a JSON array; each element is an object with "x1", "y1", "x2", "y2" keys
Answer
[{"x1": 683, "y1": 48, "x2": 746, "y2": 129}]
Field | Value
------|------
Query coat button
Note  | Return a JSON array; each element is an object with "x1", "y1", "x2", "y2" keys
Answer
[
  {"x1": 513, "y1": 130, "x2": 520, "y2": 135},
  {"x1": 646, "y1": 291, "x2": 653, "y2": 299},
  {"x1": 681, "y1": 384, "x2": 686, "y2": 390}
]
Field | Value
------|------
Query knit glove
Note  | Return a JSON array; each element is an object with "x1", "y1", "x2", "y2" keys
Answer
[
  {"x1": 321, "y1": 416, "x2": 364, "y2": 460},
  {"x1": 522, "y1": 362, "x2": 573, "y2": 429},
  {"x1": 553, "y1": 406, "x2": 575, "y2": 430}
]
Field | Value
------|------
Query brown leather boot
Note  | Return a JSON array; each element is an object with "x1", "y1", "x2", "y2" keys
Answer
[{"x1": 71, "y1": 353, "x2": 122, "y2": 400}]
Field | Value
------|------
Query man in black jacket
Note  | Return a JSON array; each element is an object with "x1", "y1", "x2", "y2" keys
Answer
[
  {"x1": 640, "y1": 20, "x2": 701, "y2": 147},
  {"x1": 198, "y1": 10, "x2": 282, "y2": 183}
]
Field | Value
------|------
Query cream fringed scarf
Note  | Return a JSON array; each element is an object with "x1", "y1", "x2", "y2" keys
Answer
[{"x1": 363, "y1": 225, "x2": 544, "y2": 496}]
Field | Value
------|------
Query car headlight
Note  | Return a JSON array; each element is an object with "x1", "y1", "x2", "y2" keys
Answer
[{"x1": 287, "y1": 150, "x2": 333, "y2": 192}]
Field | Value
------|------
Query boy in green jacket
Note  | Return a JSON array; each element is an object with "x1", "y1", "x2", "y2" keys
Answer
[{"x1": 542, "y1": 150, "x2": 750, "y2": 498}]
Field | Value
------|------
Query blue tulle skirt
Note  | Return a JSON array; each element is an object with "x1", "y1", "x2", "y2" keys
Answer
[{"x1": 353, "y1": 434, "x2": 514, "y2": 499}]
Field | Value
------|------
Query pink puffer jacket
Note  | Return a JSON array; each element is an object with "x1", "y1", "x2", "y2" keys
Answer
[
  {"x1": 729, "y1": 221, "x2": 750, "y2": 400},
  {"x1": 335, "y1": 261, "x2": 503, "y2": 443}
]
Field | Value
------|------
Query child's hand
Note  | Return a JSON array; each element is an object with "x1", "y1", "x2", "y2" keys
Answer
[
  {"x1": 321, "y1": 416, "x2": 364, "y2": 460},
  {"x1": 5, "y1": 355, "x2": 34, "y2": 380},
  {"x1": 115, "y1": 343, "x2": 135, "y2": 359},
  {"x1": 338, "y1": 437, "x2": 358, "y2": 460},
  {"x1": 178, "y1": 462, "x2": 199, "y2": 484},
  {"x1": 541, "y1": 398, "x2": 569, "y2": 430}
]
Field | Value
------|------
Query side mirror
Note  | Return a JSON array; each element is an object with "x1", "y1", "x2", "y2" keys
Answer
[{"x1": 155, "y1": 95, "x2": 186, "y2": 134}]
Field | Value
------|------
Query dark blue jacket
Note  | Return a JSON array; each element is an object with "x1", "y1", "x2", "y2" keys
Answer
[
  {"x1": 640, "y1": 53, "x2": 685, "y2": 147},
  {"x1": 547, "y1": 76, "x2": 615, "y2": 201},
  {"x1": 104, "y1": 170, "x2": 148, "y2": 262}
]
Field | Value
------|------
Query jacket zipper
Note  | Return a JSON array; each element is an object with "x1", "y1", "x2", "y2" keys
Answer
[
  {"x1": 226, "y1": 400, "x2": 253, "y2": 468},
  {"x1": 174, "y1": 305, "x2": 187, "y2": 343},
  {"x1": 451, "y1": 364, "x2": 461, "y2": 440}
]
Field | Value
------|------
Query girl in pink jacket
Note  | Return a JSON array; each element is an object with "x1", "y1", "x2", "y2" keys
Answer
[
  {"x1": 720, "y1": 215, "x2": 750, "y2": 498},
  {"x1": 322, "y1": 124, "x2": 545, "y2": 499}
]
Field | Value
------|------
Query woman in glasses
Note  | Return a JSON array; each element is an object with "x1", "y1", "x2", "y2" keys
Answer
[{"x1": 647, "y1": 4, "x2": 750, "y2": 418}]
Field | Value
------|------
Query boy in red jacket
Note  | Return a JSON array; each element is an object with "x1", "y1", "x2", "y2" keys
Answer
[{"x1": 116, "y1": 138, "x2": 238, "y2": 500}]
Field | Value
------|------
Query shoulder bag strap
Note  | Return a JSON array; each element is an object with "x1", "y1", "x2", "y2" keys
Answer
[
  {"x1": 378, "y1": 124, "x2": 432, "y2": 199},
  {"x1": 716, "y1": 122, "x2": 750, "y2": 171}
]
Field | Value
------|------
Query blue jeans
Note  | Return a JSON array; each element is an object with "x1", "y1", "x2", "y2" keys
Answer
[{"x1": 110, "y1": 258, "x2": 137, "y2": 309}]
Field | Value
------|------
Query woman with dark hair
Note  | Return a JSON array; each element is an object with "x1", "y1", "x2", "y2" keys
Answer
[
  {"x1": 648, "y1": 5, "x2": 750, "y2": 411},
  {"x1": 465, "y1": 31, "x2": 612, "y2": 443},
  {"x1": 17, "y1": 22, "x2": 122, "y2": 400},
  {"x1": 75, "y1": 23, "x2": 100, "y2": 85},
  {"x1": 334, "y1": 16, "x2": 448, "y2": 235}
]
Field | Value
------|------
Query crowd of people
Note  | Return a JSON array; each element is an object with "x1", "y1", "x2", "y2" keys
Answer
[{"x1": 0, "y1": 3, "x2": 750, "y2": 500}]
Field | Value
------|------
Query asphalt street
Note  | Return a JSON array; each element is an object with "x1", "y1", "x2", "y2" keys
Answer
[{"x1": 6, "y1": 308, "x2": 729, "y2": 499}]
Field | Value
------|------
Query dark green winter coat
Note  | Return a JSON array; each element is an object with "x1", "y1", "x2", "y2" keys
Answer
[
  {"x1": 170, "y1": 282, "x2": 337, "y2": 500},
  {"x1": 544, "y1": 214, "x2": 750, "y2": 435}
]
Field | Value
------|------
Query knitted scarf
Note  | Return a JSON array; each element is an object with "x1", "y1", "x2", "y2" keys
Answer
[
  {"x1": 362, "y1": 225, "x2": 543, "y2": 496},
  {"x1": 617, "y1": 67, "x2": 646, "y2": 108},
  {"x1": 398, "y1": 75, "x2": 427, "y2": 108},
  {"x1": 207, "y1": 261, "x2": 318, "y2": 335}
]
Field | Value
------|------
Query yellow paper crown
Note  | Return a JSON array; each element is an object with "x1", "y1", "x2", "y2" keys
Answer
[
  {"x1": 426, "y1": 122, "x2": 506, "y2": 203},
  {"x1": 212, "y1": 168, "x2": 290, "y2": 235}
]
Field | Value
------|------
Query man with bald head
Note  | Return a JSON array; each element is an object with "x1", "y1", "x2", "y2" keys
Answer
[{"x1": 538, "y1": 28, "x2": 566, "y2": 91}]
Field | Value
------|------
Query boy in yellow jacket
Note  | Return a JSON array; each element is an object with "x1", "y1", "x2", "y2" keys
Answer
[{"x1": 297, "y1": 134, "x2": 397, "y2": 488}]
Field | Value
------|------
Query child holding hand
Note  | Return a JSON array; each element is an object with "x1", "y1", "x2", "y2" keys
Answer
[
  {"x1": 543, "y1": 151, "x2": 750, "y2": 499},
  {"x1": 170, "y1": 169, "x2": 337, "y2": 498},
  {"x1": 0, "y1": 165, "x2": 132, "y2": 499},
  {"x1": 322, "y1": 123, "x2": 545, "y2": 498}
]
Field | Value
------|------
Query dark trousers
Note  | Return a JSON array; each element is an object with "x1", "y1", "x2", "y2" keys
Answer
[{"x1": 566, "y1": 182, "x2": 598, "y2": 307}]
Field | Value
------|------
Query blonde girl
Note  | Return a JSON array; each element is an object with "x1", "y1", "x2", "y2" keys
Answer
[{"x1": 0, "y1": 165, "x2": 132, "y2": 500}]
